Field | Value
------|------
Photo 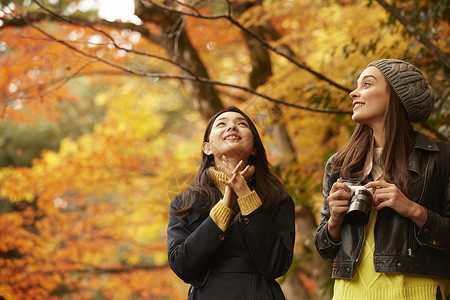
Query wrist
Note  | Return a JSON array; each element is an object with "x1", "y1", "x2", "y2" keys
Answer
[
  {"x1": 327, "y1": 219, "x2": 342, "y2": 243},
  {"x1": 237, "y1": 191, "x2": 262, "y2": 215},
  {"x1": 409, "y1": 203, "x2": 426, "y2": 228},
  {"x1": 235, "y1": 186, "x2": 252, "y2": 198}
]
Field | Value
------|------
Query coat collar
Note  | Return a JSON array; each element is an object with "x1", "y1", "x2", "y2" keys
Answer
[
  {"x1": 413, "y1": 131, "x2": 439, "y2": 152},
  {"x1": 408, "y1": 132, "x2": 438, "y2": 180}
]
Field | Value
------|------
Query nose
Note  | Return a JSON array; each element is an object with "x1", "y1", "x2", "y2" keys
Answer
[
  {"x1": 349, "y1": 88, "x2": 359, "y2": 100},
  {"x1": 227, "y1": 123, "x2": 237, "y2": 131}
]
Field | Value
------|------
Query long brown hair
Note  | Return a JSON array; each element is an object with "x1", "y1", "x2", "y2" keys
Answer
[
  {"x1": 173, "y1": 106, "x2": 289, "y2": 217},
  {"x1": 332, "y1": 84, "x2": 415, "y2": 194}
]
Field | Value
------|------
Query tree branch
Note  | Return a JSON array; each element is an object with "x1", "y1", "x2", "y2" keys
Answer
[
  {"x1": 420, "y1": 122, "x2": 449, "y2": 142},
  {"x1": 3, "y1": 5, "x2": 351, "y2": 115},
  {"x1": 145, "y1": 0, "x2": 352, "y2": 93},
  {"x1": 21, "y1": 0, "x2": 198, "y2": 77},
  {"x1": 375, "y1": 0, "x2": 450, "y2": 69}
]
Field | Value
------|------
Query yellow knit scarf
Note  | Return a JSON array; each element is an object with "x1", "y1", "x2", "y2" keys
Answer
[{"x1": 208, "y1": 165, "x2": 255, "y2": 195}]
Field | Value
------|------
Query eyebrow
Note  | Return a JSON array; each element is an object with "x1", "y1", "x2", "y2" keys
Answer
[
  {"x1": 360, "y1": 75, "x2": 377, "y2": 81},
  {"x1": 215, "y1": 116, "x2": 247, "y2": 122},
  {"x1": 235, "y1": 117, "x2": 247, "y2": 122}
]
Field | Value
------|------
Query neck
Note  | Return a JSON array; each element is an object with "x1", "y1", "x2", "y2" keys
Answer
[
  {"x1": 214, "y1": 156, "x2": 249, "y2": 170},
  {"x1": 372, "y1": 124, "x2": 385, "y2": 148}
]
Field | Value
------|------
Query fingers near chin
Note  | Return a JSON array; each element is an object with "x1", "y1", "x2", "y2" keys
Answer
[{"x1": 241, "y1": 165, "x2": 250, "y2": 175}]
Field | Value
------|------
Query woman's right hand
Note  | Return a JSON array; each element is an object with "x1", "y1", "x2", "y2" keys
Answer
[
  {"x1": 223, "y1": 185, "x2": 237, "y2": 209},
  {"x1": 217, "y1": 156, "x2": 251, "y2": 208},
  {"x1": 326, "y1": 178, "x2": 351, "y2": 242}
]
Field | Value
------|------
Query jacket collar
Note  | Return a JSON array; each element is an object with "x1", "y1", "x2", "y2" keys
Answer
[
  {"x1": 408, "y1": 132, "x2": 438, "y2": 179},
  {"x1": 413, "y1": 131, "x2": 439, "y2": 152}
]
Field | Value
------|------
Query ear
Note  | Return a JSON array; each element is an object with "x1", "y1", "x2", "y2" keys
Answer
[
  {"x1": 202, "y1": 142, "x2": 213, "y2": 156},
  {"x1": 251, "y1": 147, "x2": 257, "y2": 156}
]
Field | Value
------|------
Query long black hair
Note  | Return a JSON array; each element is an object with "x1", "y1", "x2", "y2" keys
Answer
[{"x1": 173, "y1": 106, "x2": 289, "y2": 217}]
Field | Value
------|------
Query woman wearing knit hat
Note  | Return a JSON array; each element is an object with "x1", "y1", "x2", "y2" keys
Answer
[
  {"x1": 167, "y1": 106, "x2": 295, "y2": 299},
  {"x1": 315, "y1": 59, "x2": 450, "y2": 299}
]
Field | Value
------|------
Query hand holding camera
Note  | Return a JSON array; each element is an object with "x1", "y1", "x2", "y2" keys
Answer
[
  {"x1": 327, "y1": 179, "x2": 374, "y2": 229},
  {"x1": 365, "y1": 180, "x2": 426, "y2": 228},
  {"x1": 346, "y1": 184, "x2": 374, "y2": 227},
  {"x1": 328, "y1": 178, "x2": 426, "y2": 232},
  {"x1": 326, "y1": 179, "x2": 352, "y2": 242}
]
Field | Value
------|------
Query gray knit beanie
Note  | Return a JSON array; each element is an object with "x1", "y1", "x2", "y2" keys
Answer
[{"x1": 367, "y1": 59, "x2": 435, "y2": 123}]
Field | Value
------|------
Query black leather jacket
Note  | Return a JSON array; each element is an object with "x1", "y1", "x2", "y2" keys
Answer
[{"x1": 315, "y1": 132, "x2": 450, "y2": 280}]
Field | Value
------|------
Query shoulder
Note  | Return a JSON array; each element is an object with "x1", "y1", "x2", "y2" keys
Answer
[
  {"x1": 414, "y1": 131, "x2": 449, "y2": 162},
  {"x1": 414, "y1": 131, "x2": 449, "y2": 151},
  {"x1": 435, "y1": 141, "x2": 450, "y2": 166},
  {"x1": 169, "y1": 194, "x2": 185, "y2": 214},
  {"x1": 434, "y1": 141, "x2": 450, "y2": 176},
  {"x1": 281, "y1": 193, "x2": 295, "y2": 207},
  {"x1": 326, "y1": 152, "x2": 339, "y2": 165},
  {"x1": 170, "y1": 191, "x2": 209, "y2": 212},
  {"x1": 324, "y1": 152, "x2": 340, "y2": 174},
  {"x1": 265, "y1": 193, "x2": 295, "y2": 218},
  {"x1": 435, "y1": 140, "x2": 450, "y2": 154},
  {"x1": 413, "y1": 132, "x2": 449, "y2": 179}
]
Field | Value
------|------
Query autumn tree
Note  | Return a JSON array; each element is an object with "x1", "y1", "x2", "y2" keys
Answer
[{"x1": 0, "y1": 0, "x2": 448, "y2": 299}]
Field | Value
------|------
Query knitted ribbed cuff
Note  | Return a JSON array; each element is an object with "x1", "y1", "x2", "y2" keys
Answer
[
  {"x1": 237, "y1": 190, "x2": 262, "y2": 216},
  {"x1": 210, "y1": 200, "x2": 235, "y2": 232}
]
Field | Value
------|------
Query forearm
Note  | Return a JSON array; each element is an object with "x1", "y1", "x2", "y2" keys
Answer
[{"x1": 210, "y1": 200, "x2": 235, "y2": 231}]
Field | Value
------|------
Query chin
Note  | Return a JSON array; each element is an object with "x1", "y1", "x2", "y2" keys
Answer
[
  {"x1": 351, "y1": 114, "x2": 361, "y2": 123},
  {"x1": 351, "y1": 113, "x2": 367, "y2": 124}
]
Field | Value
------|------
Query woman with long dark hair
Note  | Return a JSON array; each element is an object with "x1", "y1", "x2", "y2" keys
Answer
[
  {"x1": 167, "y1": 106, "x2": 295, "y2": 299},
  {"x1": 315, "y1": 59, "x2": 449, "y2": 299}
]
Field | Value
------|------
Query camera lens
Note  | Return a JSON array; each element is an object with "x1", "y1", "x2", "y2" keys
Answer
[{"x1": 347, "y1": 188, "x2": 373, "y2": 227}]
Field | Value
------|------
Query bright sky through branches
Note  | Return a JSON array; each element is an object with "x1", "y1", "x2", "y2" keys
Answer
[{"x1": 98, "y1": 0, "x2": 135, "y2": 22}]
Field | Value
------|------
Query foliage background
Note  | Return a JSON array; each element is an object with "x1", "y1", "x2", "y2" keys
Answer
[{"x1": 0, "y1": 0, "x2": 448, "y2": 299}]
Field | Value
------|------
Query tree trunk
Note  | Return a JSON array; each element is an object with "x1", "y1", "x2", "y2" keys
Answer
[
  {"x1": 134, "y1": 0, "x2": 223, "y2": 118},
  {"x1": 232, "y1": 2, "x2": 333, "y2": 299}
]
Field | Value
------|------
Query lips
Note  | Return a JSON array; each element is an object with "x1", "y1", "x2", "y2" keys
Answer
[
  {"x1": 353, "y1": 101, "x2": 365, "y2": 110},
  {"x1": 224, "y1": 134, "x2": 241, "y2": 140}
]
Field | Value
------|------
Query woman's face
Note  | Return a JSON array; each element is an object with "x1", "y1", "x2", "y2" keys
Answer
[
  {"x1": 203, "y1": 111, "x2": 255, "y2": 160},
  {"x1": 350, "y1": 66, "x2": 390, "y2": 129}
]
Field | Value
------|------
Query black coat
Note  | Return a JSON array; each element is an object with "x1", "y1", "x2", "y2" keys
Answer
[{"x1": 167, "y1": 189, "x2": 295, "y2": 300}]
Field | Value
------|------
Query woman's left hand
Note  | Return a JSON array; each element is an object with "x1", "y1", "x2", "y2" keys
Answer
[
  {"x1": 217, "y1": 156, "x2": 252, "y2": 198},
  {"x1": 365, "y1": 180, "x2": 426, "y2": 227}
]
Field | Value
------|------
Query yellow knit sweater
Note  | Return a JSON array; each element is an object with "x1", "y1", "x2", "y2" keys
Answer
[
  {"x1": 208, "y1": 166, "x2": 262, "y2": 232},
  {"x1": 333, "y1": 148, "x2": 450, "y2": 299}
]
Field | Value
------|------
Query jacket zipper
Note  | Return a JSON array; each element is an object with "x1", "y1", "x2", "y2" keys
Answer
[
  {"x1": 417, "y1": 153, "x2": 432, "y2": 206},
  {"x1": 410, "y1": 152, "x2": 432, "y2": 251},
  {"x1": 355, "y1": 227, "x2": 364, "y2": 262},
  {"x1": 408, "y1": 222, "x2": 414, "y2": 257}
]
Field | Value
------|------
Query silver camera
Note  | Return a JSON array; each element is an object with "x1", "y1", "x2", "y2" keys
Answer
[{"x1": 346, "y1": 184, "x2": 374, "y2": 227}]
